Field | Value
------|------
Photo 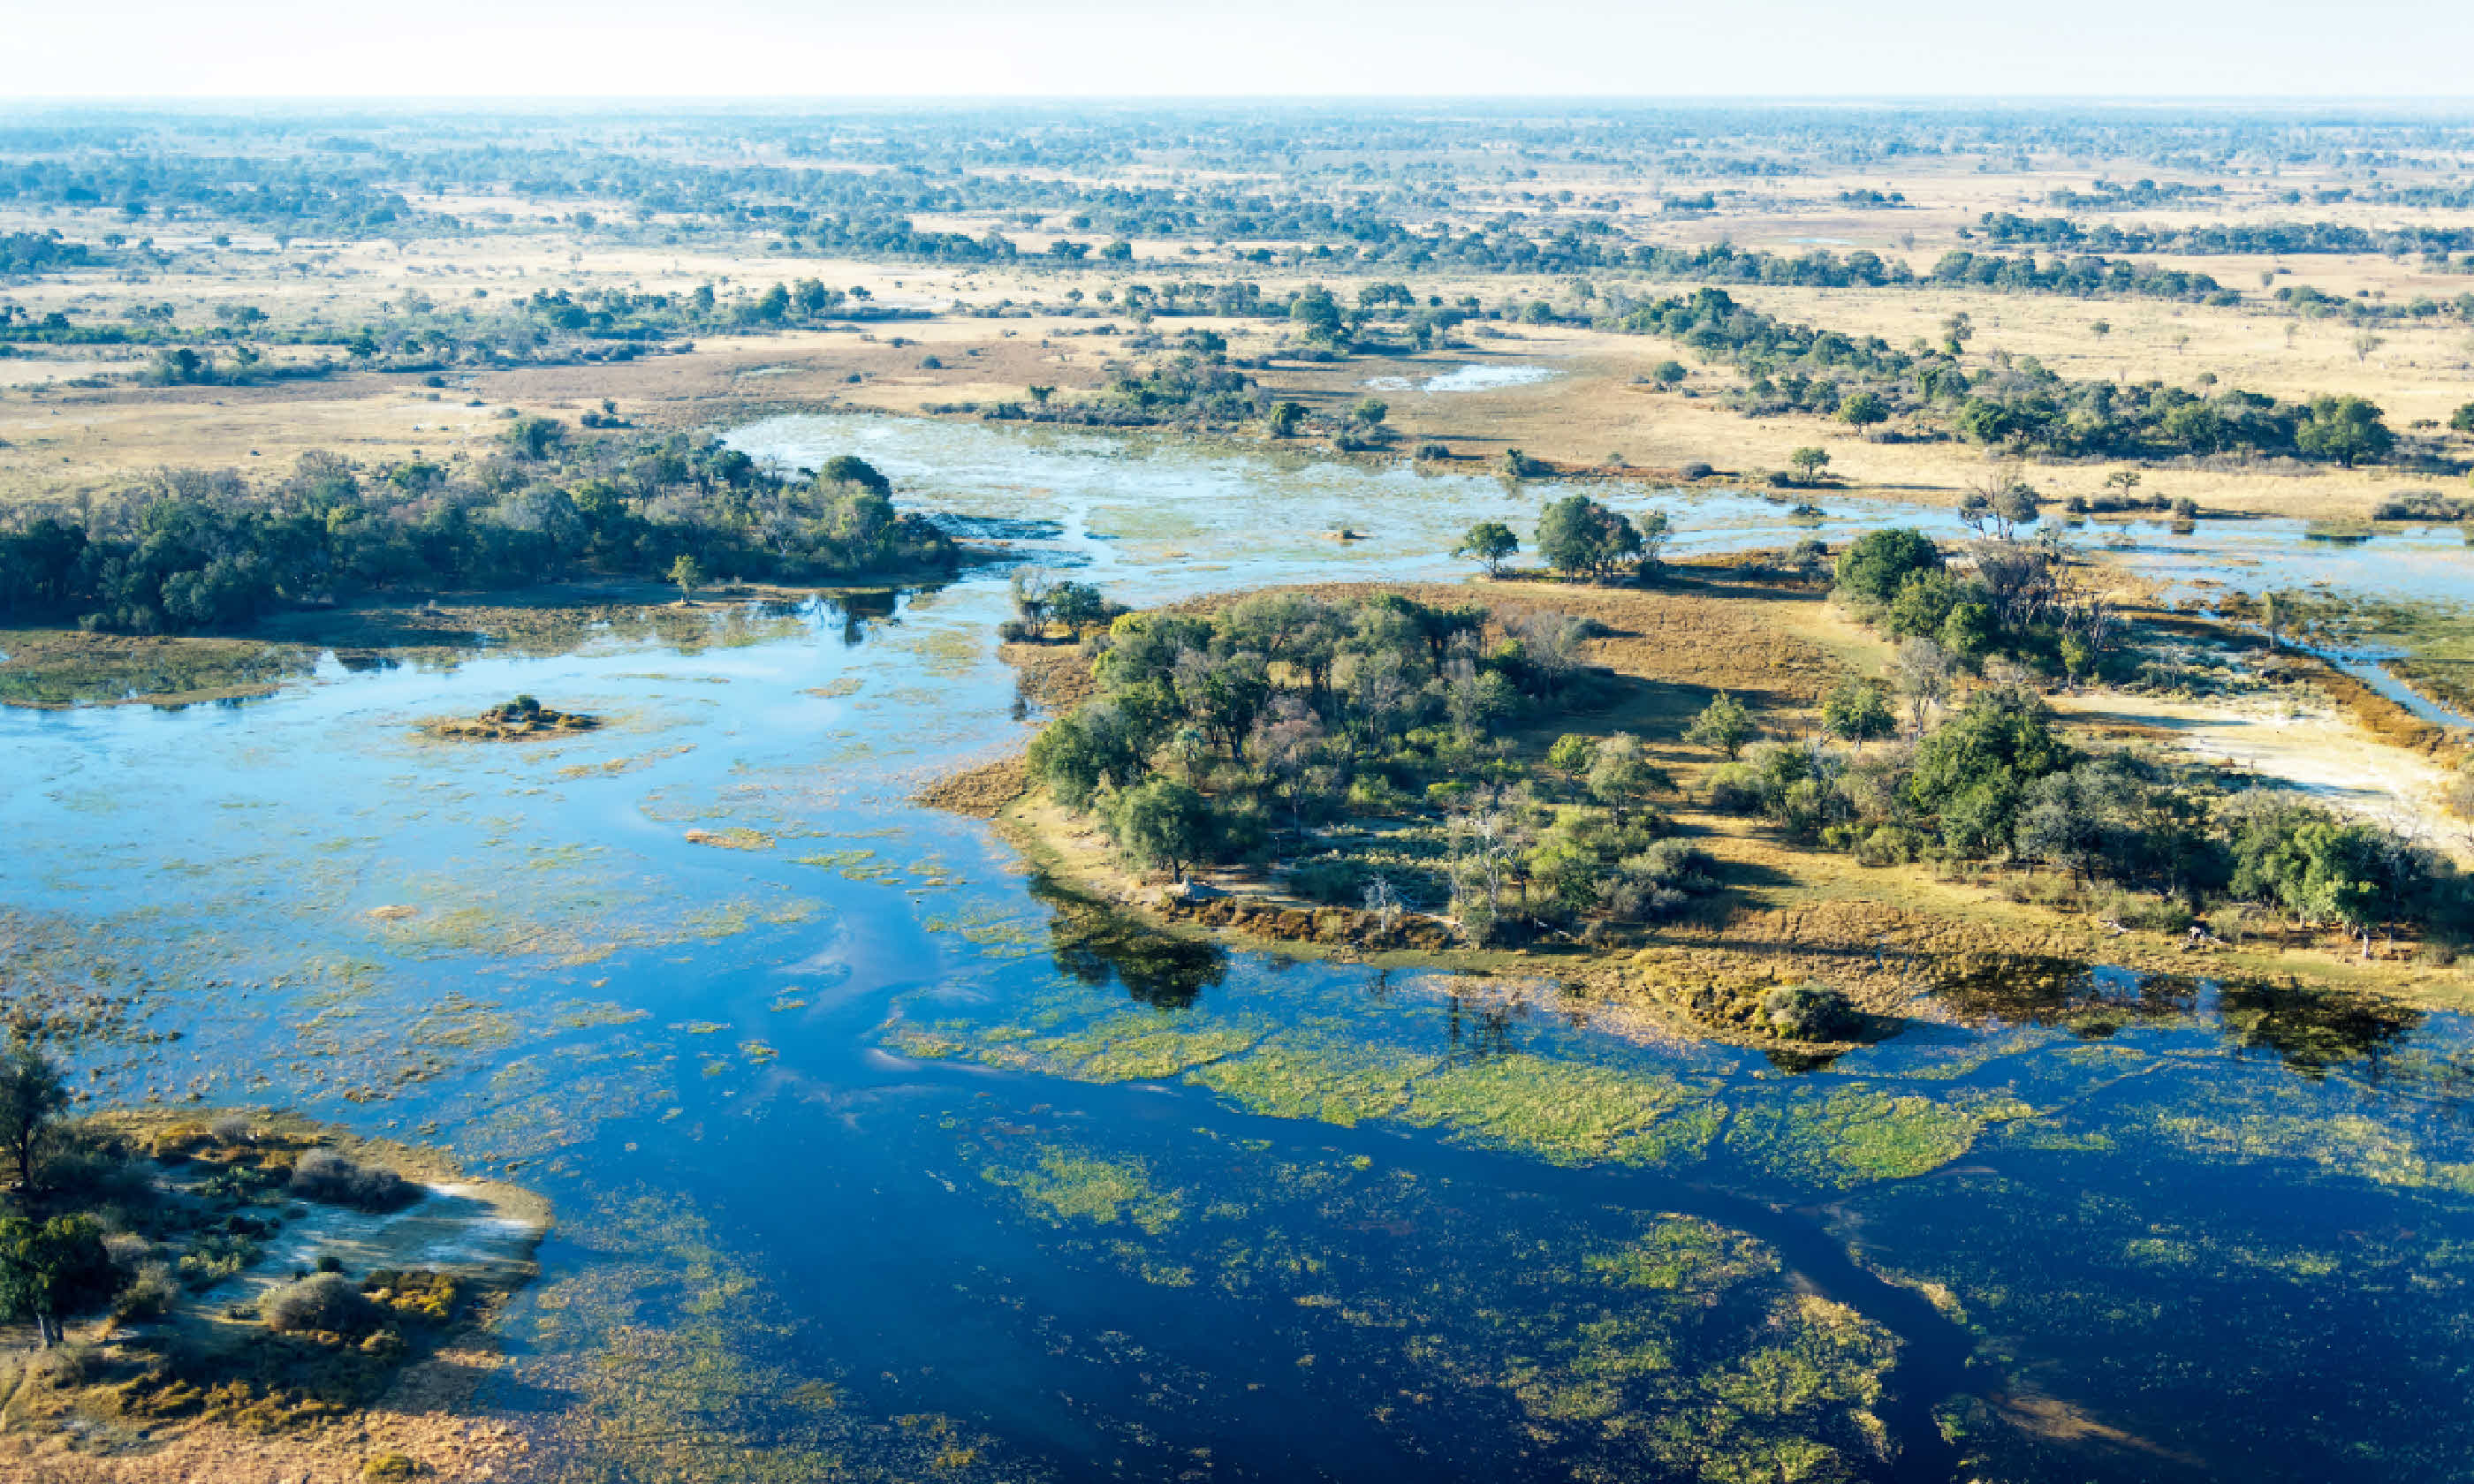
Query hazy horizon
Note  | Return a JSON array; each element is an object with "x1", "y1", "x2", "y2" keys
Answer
[{"x1": 15, "y1": 0, "x2": 2474, "y2": 102}]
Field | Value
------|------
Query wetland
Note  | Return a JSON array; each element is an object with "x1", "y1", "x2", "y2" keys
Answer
[{"x1": 4, "y1": 413, "x2": 2472, "y2": 1482}]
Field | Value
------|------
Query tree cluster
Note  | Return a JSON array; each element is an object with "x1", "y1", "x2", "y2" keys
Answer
[{"x1": 0, "y1": 439, "x2": 957, "y2": 634}]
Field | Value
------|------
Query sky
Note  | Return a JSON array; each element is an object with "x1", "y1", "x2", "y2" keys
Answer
[{"x1": 9, "y1": 0, "x2": 2474, "y2": 101}]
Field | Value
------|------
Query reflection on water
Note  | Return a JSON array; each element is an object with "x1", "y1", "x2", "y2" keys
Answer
[{"x1": 1034, "y1": 873, "x2": 1229, "y2": 1010}]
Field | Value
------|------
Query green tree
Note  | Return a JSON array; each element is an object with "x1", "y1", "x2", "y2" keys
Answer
[
  {"x1": 819, "y1": 455, "x2": 891, "y2": 495},
  {"x1": 1837, "y1": 390, "x2": 1888, "y2": 427},
  {"x1": 1652, "y1": 360, "x2": 1689, "y2": 389},
  {"x1": 0, "y1": 1037, "x2": 68, "y2": 1190},
  {"x1": 1939, "y1": 601, "x2": 1998, "y2": 660},
  {"x1": 2451, "y1": 401, "x2": 2474, "y2": 434},
  {"x1": 1821, "y1": 678, "x2": 1895, "y2": 747},
  {"x1": 1546, "y1": 733, "x2": 1598, "y2": 779},
  {"x1": 1787, "y1": 447, "x2": 1831, "y2": 483},
  {"x1": 1833, "y1": 528, "x2": 1942, "y2": 606},
  {"x1": 1105, "y1": 777, "x2": 1214, "y2": 880},
  {"x1": 1350, "y1": 398, "x2": 1388, "y2": 427},
  {"x1": 1586, "y1": 732, "x2": 1673, "y2": 821},
  {"x1": 667, "y1": 553, "x2": 705, "y2": 601},
  {"x1": 1632, "y1": 509, "x2": 1673, "y2": 571},
  {"x1": 0, "y1": 1214, "x2": 113, "y2": 1347},
  {"x1": 1288, "y1": 285, "x2": 1343, "y2": 343},
  {"x1": 1683, "y1": 692, "x2": 1756, "y2": 760},
  {"x1": 1907, "y1": 686, "x2": 2069, "y2": 856},
  {"x1": 1267, "y1": 401, "x2": 1307, "y2": 437},
  {"x1": 1453, "y1": 520, "x2": 1519, "y2": 577},
  {"x1": 1535, "y1": 494, "x2": 1640, "y2": 581},
  {"x1": 2295, "y1": 395, "x2": 2394, "y2": 468}
]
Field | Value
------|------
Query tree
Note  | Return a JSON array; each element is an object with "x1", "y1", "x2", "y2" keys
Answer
[
  {"x1": 1267, "y1": 401, "x2": 1306, "y2": 437},
  {"x1": 1009, "y1": 567, "x2": 1056, "y2": 634},
  {"x1": 2450, "y1": 401, "x2": 2474, "y2": 434},
  {"x1": 1027, "y1": 384, "x2": 1054, "y2": 408},
  {"x1": 1891, "y1": 638, "x2": 1954, "y2": 732},
  {"x1": 818, "y1": 455, "x2": 891, "y2": 495},
  {"x1": 0, "y1": 1214, "x2": 113, "y2": 1347},
  {"x1": 1288, "y1": 285, "x2": 1343, "y2": 344},
  {"x1": 0, "y1": 1037, "x2": 68, "y2": 1190},
  {"x1": 1787, "y1": 447, "x2": 1831, "y2": 483},
  {"x1": 1105, "y1": 777, "x2": 1214, "y2": 881},
  {"x1": 1586, "y1": 732, "x2": 1673, "y2": 821},
  {"x1": 1652, "y1": 360, "x2": 1689, "y2": 389},
  {"x1": 2103, "y1": 469, "x2": 2142, "y2": 499},
  {"x1": 1907, "y1": 685, "x2": 2069, "y2": 857},
  {"x1": 667, "y1": 554, "x2": 705, "y2": 601},
  {"x1": 1546, "y1": 733, "x2": 1598, "y2": 779},
  {"x1": 1535, "y1": 494, "x2": 1640, "y2": 581},
  {"x1": 1833, "y1": 527, "x2": 1941, "y2": 606},
  {"x1": 1453, "y1": 521, "x2": 1519, "y2": 577},
  {"x1": 1683, "y1": 692, "x2": 1756, "y2": 760},
  {"x1": 1822, "y1": 678, "x2": 1895, "y2": 748},
  {"x1": 1631, "y1": 509, "x2": 1672, "y2": 571},
  {"x1": 2295, "y1": 395, "x2": 2394, "y2": 468},
  {"x1": 2351, "y1": 329, "x2": 2384, "y2": 364},
  {"x1": 1837, "y1": 390, "x2": 1888, "y2": 427},
  {"x1": 1350, "y1": 398, "x2": 1388, "y2": 427}
]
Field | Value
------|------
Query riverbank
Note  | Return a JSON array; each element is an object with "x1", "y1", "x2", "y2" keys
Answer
[{"x1": 0, "y1": 1109, "x2": 548, "y2": 1484}]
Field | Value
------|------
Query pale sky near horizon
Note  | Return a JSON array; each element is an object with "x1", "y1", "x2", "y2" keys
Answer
[{"x1": 8, "y1": 0, "x2": 2473, "y2": 102}]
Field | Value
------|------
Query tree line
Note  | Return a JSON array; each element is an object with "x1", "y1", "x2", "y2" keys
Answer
[
  {"x1": 1609, "y1": 287, "x2": 2406, "y2": 467},
  {"x1": 0, "y1": 436, "x2": 956, "y2": 635}
]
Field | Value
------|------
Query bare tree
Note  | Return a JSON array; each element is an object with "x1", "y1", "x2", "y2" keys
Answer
[{"x1": 1891, "y1": 638, "x2": 1954, "y2": 733}]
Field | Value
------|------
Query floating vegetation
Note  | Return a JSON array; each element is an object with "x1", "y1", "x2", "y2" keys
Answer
[
  {"x1": 1726, "y1": 1085, "x2": 2006, "y2": 1190},
  {"x1": 1400, "y1": 1052, "x2": 1722, "y2": 1166},
  {"x1": 1189, "y1": 1032, "x2": 1438, "y2": 1125},
  {"x1": 556, "y1": 743, "x2": 695, "y2": 779},
  {"x1": 683, "y1": 826, "x2": 777, "y2": 851},
  {"x1": 983, "y1": 1145, "x2": 1186, "y2": 1233}
]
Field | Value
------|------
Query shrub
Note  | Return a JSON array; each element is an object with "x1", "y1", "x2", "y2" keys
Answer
[
  {"x1": 112, "y1": 1261, "x2": 178, "y2": 1321},
  {"x1": 362, "y1": 1455, "x2": 421, "y2": 1483},
  {"x1": 262, "y1": 1272, "x2": 377, "y2": 1335},
  {"x1": 1288, "y1": 858, "x2": 1372, "y2": 905},
  {"x1": 288, "y1": 1151, "x2": 420, "y2": 1213},
  {"x1": 1759, "y1": 985, "x2": 1860, "y2": 1041}
]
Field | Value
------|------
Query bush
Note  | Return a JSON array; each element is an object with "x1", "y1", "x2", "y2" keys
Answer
[
  {"x1": 112, "y1": 1261, "x2": 178, "y2": 1321},
  {"x1": 1288, "y1": 858, "x2": 1372, "y2": 905},
  {"x1": 362, "y1": 1455, "x2": 421, "y2": 1483},
  {"x1": 288, "y1": 1151, "x2": 420, "y2": 1213},
  {"x1": 262, "y1": 1272, "x2": 378, "y2": 1335},
  {"x1": 1759, "y1": 984, "x2": 1860, "y2": 1041}
]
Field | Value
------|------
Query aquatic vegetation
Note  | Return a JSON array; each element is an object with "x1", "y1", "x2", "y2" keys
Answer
[
  {"x1": 1189, "y1": 1032, "x2": 1439, "y2": 1124},
  {"x1": 982, "y1": 1145, "x2": 1186, "y2": 1233},
  {"x1": 683, "y1": 826, "x2": 776, "y2": 851},
  {"x1": 1398, "y1": 1052, "x2": 1720, "y2": 1166},
  {"x1": 1726, "y1": 1085, "x2": 1999, "y2": 1190}
]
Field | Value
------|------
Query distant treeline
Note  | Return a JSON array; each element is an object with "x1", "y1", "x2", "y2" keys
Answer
[
  {"x1": 1609, "y1": 287, "x2": 2403, "y2": 466},
  {"x1": 1977, "y1": 212, "x2": 2474, "y2": 260},
  {"x1": 0, "y1": 433, "x2": 956, "y2": 634}
]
